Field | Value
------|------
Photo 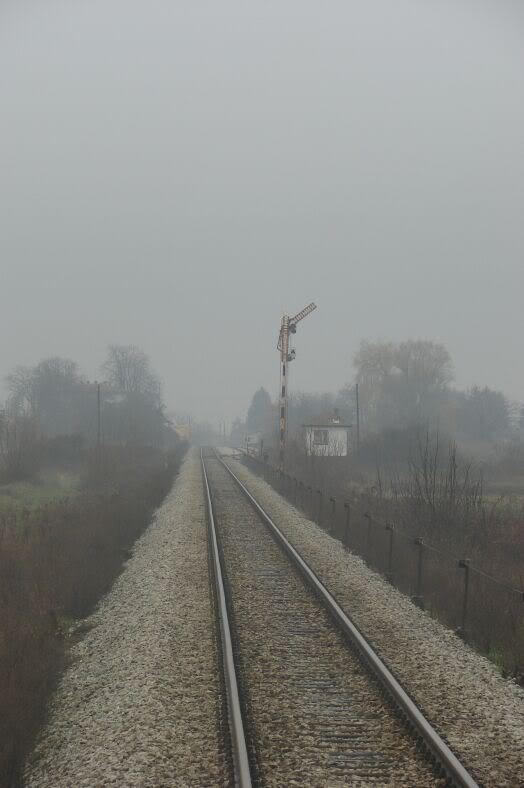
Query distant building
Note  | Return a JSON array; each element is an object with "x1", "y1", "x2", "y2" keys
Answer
[
  {"x1": 245, "y1": 431, "x2": 262, "y2": 456},
  {"x1": 303, "y1": 415, "x2": 351, "y2": 457},
  {"x1": 174, "y1": 423, "x2": 192, "y2": 442}
]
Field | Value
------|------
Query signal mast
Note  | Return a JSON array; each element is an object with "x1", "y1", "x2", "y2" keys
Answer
[{"x1": 277, "y1": 302, "x2": 317, "y2": 471}]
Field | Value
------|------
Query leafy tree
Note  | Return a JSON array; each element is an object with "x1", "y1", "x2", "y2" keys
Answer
[
  {"x1": 456, "y1": 386, "x2": 510, "y2": 441},
  {"x1": 230, "y1": 417, "x2": 246, "y2": 446},
  {"x1": 246, "y1": 388, "x2": 272, "y2": 433},
  {"x1": 287, "y1": 390, "x2": 354, "y2": 432}
]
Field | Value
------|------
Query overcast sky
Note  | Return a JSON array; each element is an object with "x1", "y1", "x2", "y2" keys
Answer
[{"x1": 1, "y1": 1, "x2": 523, "y2": 424}]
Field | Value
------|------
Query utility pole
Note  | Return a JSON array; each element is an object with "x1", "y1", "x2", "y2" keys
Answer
[
  {"x1": 355, "y1": 382, "x2": 360, "y2": 451},
  {"x1": 277, "y1": 302, "x2": 317, "y2": 471},
  {"x1": 96, "y1": 381, "x2": 101, "y2": 448}
]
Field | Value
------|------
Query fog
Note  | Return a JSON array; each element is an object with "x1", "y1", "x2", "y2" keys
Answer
[{"x1": 1, "y1": 0, "x2": 523, "y2": 425}]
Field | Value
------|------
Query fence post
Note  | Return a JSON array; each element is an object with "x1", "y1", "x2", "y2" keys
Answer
[
  {"x1": 343, "y1": 502, "x2": 351, "y2": 549},
  {"x1": 457, "y1": 558, "x2": 470, "y2": 638},
  {"x1": 385, "y1": 522, "x2": 394, "y2": 583},
  {"x1": 306, "y1": 486, "x2": 313, "y2": 518},
  {"x1": 316, "y1": 489, "x2": 323, "y2": 526},
  {"x1": 293, "y1": 477, "x2": 298, "y2": 505},
  {"x1": 364, "y1": 513, "x2": 371, "y2": 563},
  {"x1": 298, "y1": 481, "x2": 303, "y2": 509},
  {"x1": 412, "y1": 538, "x2": 424, "y2": 609},
  {"x1": 329, "y1": 497, "x2": 336, "y2": 534}
]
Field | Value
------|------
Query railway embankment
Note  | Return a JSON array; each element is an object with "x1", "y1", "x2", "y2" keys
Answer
[
  {"x1": 22, "y1": 448, "x2": 524, "y2": 787},
  {"x1": 24, "y1": 449, "x2": 229, "y2": 787}
]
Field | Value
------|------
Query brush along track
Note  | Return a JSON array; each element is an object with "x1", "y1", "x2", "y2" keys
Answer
[
  {"x1": 25, "y1": 450, "x2": 231, "y2": 788},
  {"x1": 203, "y1": 453, "x2": 477, "y2": 787}
]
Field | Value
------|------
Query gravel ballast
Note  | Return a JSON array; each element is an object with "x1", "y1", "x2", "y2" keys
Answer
[
  {"x1": 208, "y1": 457, "x2": 441, "y2": 786},
  {"x1": 25, "y1": 449, "x2": 229, "y2": 788},
  {"x1": 225, "y1": 455, "x2": 524, "y2": 788}
]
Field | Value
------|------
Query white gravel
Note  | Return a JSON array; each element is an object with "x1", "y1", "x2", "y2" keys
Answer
[
  {"x1": 25, "y1": 449, "x2": 229, "y2": 788},
  {"x1": 226, "y1": 456, "x2": 524, "y2": 788}
]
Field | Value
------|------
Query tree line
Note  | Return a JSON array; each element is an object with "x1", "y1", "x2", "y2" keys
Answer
[
  {"x1": 240, "y1": 339, "x2": 521, "y2": 449},
  {"x1": 353, "y1": 339, "x2": 517, "y2": 442},
  {"x1": 0, "y1": 345, "x2": 176, "y2": 480}
]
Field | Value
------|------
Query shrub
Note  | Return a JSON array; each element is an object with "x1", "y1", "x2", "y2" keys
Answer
[{"x1": 0, "y1": 443, "x2": 186, "y2": 786}]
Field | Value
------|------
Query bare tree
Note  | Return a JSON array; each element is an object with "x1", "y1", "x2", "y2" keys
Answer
[
  {"x1": 101, "y1": 345, "x2": 165, "y2": 447},
  {"x1": 6, "y1": 358, "x2": 85, "y2": 436},
  {"x1": 353, "y1": 339, "x2": 453, "y2": 432},
  {"x1": 102, "y1": 345, "x2": 161, "y2": 405},
  {"x1": 388, "y1": 431, "x2": 483, "y2": 546}
]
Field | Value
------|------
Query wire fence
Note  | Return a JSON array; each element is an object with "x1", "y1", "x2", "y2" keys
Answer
[{"x1": 241, "y1": 452, "x2": 524, "y2": 680}]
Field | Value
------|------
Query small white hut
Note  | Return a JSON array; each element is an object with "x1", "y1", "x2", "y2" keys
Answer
[
  {"x1": 244, "y1": 431, "x2": 262, "y2": 456},
  {"x1": 303, "y1": 416, "x2": 351, "y2": 457}
]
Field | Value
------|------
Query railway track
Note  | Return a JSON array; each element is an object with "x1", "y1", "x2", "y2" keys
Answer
[{"x1": 201, "y1": 448, "x2": 479, "y2": 788}]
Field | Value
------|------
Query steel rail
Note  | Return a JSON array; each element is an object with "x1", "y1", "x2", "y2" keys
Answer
[
  {"x1": 201, "y1": 450, "x2": 253, "y2": 788},
  {"x1": 215, "y1": 451, "x2": 479, "y2": 788}
]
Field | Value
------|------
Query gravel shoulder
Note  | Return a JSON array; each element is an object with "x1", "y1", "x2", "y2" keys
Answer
[
  {"x1": 25, "y1": 449, "x2": 229, "y2": 788},
  {"x1": 226, "y1": 456, "x2": 524, "y2": 788}
]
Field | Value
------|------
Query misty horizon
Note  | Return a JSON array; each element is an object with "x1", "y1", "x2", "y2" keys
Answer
[{"x1": 2, "y1": 1, "x2": 523, "y2": 424}]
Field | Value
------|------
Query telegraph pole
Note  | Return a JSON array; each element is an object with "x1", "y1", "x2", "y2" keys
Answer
[
  {"x1": 355, "y1": 382, "x2": 360, "y2": 451},
  {"x1": 277, "y1": 302, "x2": 317, "y2": 471}
]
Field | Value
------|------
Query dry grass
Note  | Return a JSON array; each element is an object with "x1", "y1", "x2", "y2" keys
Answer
[
  {"x1": 245, "y1": 448, "x2": 524, "y2": 684},
  {"x1": 0, "y1": 444, "x2": 186, "y2": 787},
  {"x1": 0, "y1": 470, "x2": 81, "y2": 517}
]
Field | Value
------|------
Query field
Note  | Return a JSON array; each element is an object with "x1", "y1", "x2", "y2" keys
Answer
[{"x1": 0, "y1": 470, "x2": 82, "y2": 515}]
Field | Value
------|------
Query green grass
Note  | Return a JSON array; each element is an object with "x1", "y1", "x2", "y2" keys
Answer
[{"x1": 0, "y1": 470, "x2": 82, "y2": 515}]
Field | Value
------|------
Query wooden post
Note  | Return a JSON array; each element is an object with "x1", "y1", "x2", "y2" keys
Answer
[
  {"x1": 385, "y1": 523, "x2": 395, "y2": 582},
  {"x1": 343, "y1": 502, "x2": 351, "y2": 549},
  {"x1": 329, "y1": 497, "x2": 336, "y2": 534},
  {"x1": 458, "y1": 559, "x2": 470, "y2": 637},
  {"x1": 412, "y1": 538, "x2": 425, "y2": 609},
  {"x1": 316, "y1": 489, "x2": 323, "y2": 526},
  {"x1": 364, "y1": 512, "x2": 371, "y2": 563}
]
